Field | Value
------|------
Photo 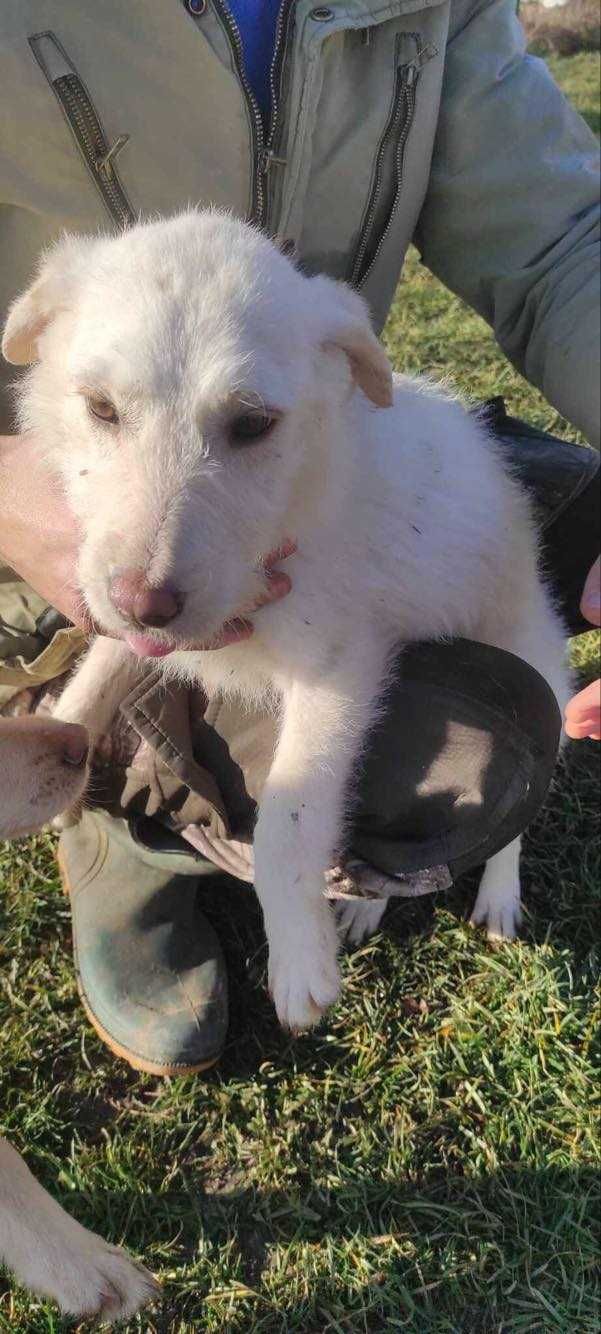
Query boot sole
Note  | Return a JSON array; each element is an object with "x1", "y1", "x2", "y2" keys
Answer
[{"x1": 57, "y1": 844, "x2": 222, "y2": 1077}]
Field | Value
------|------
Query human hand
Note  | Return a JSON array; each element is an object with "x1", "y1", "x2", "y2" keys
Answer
[
  {"x1": 564, "y1": 556, "x2": 600, "y2": 741},
  {"x1": 0, "y1": 434, "x2": 293, "y2": 643},
  {"x1": 0, "y1": 433, "x2": 84, "y2": 622},
  {"x1": 197, "y1": 539, "x2": 295, "y2": 649}
]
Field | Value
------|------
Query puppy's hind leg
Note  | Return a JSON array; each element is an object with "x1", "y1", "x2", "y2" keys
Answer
[
  {"x1": 470, "y1": 837, "x2": 522, "y2": 941},
  {"x1": 336, "y1": 897, "x2": 387, "y2": 946},
  {"x1": 471, "y1": 570, "x2": 570, "y2": 942}
]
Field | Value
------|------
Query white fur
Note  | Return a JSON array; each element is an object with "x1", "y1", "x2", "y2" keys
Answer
[
  {"x1": 0, "y1": 717, "x2": 158, "y2": 1319},
  {"x1": 0, "y1": 716, "x2": 88, "y2": 839},
  {"x1": 3, "y1": 210, "x2": 570, "y2": 1033},
  {"x1": 336, "y1": 897, "x2": 388, "y2": 946},
  {"x1": 0, "y1": 1140, "x2": 157, "y2": 1321}
]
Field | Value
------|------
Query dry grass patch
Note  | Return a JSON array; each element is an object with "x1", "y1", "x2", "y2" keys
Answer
[{"x1": 521, "y1": 0, "x2": 600, "y2": 56}]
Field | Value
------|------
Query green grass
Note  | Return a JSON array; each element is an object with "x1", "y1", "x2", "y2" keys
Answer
[
  {"x1": 1, "y1": 53, "x2": 599, "y2": 1334},
  {"x1": 547, "y1": 54, "x2": 601, "y2": 136}
]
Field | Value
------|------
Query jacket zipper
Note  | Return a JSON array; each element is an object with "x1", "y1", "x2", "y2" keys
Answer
[
  {"x1": 212, "y1": 0, "x2": 295, "y2": 231},
  {"x1": 29, "y1": 32, "x2": 135, "y2": 229},
  {"x1": 350, "y1": 37, "x2": 437, "y2": 288},
  {"x1": 259, "y1": 0, "x2": 296, "y2": 229},
  {"x1": 210, "y1": 1, "x2": 267, "y2": 224}
]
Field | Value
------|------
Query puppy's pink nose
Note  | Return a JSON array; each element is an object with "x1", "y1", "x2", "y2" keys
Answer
[
  {"x1": 109, "y1": 569, "x2": 183, "y2": 627},
  {"x1": 133, "y1": 585, "x2": 182, "y2": 627},
  {"x1": 60, "y1": 723, "x2": 90, "y2": 768}
]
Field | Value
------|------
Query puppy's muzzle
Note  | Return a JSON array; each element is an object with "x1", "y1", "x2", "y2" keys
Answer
[
  {"x1": 0, "y1": 716, "x2": 89, "y2": 768},
  {"x1": 109, "y1": 569, "x2": 184, "y2": 627}
]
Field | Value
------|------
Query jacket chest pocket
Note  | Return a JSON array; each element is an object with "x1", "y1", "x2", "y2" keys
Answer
[
  {"x1": 349, "y1": 33, "x2": 435, "y2": 288},
  {"x1": 29, "y1": 31, "x2": 135, "y2": 228},
  {"x1": 290, "y1": 15, "x2": 441, "y2": 300}
]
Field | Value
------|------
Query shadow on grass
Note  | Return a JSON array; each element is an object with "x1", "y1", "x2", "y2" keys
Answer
[
  {"x1": 3, "y1": 730, "x2": 597, "y2": 1105},
  {"x1": 1, "y1": 684, "x2": 598, "y2": 1329},
  {"x1": 2, "y1": 1166, "x2": 598, "y2": 1331}
]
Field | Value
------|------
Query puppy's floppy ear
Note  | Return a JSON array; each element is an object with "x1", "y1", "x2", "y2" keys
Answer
[
  {"x1": 310, "y1": 274, "x2": 393, "y2": 408},
  {"x1": 2, "y1": 235, "x2": 87, "y2": 365}
]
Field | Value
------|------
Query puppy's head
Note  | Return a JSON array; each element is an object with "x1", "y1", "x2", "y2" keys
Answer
[
  {"x1": 0, "y1": 716, "x2": 89, "y2": 838},
  {"x1": 2, "y1": 211, "x2": 392, "y2": 655}
]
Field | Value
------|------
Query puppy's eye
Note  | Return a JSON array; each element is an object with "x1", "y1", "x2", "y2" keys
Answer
[
  {"x1": 230, "y1": 412, "x2": 275, "y2": 444},
  {"x1": 86, "y1": 396, "x2": 119, "y2": 425}
]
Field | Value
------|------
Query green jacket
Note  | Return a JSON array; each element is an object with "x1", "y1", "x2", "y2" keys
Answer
[{"x1": 1, "y1": 0, "x2": 599, "y2": 442}]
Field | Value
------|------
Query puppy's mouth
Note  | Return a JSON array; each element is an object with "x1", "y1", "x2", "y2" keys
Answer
[
  {"x1": 123, "y1": 631, "x2": 179, "y2": 658},
  {"x1": 121, "y1": 617, "x2": 254, "y2": 658},
  {"x1": 90, "y1": 539, "x2": 295, "y2": 657}
]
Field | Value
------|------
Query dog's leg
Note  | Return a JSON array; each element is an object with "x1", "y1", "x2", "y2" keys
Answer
[
  {"x1": 0, "y1": 1137, "x2": 158, "y2": 1320},
  {"x1": 336, "y1": 897, "x2": 388, "y2": 946},
  {"x1": 254, "y1": 656, "x2": 386, "y2": 1032},
  {"x1": 470, "y1": 593, "x2": 570, "y2": 941},
  {"x1": 51, "y1": 636, "x2": 141, "y2": 825},
  {"x1": 470, "y1": 836, "x2": 522, "y2": 940},
  {"x1": 53, "y1": 635, "x2": 140, "y2": 741}
]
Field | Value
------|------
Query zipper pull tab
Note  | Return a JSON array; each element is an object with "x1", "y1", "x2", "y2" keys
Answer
[
  {"x1": 260, "y1": 148, "x2": 288, "y2": 175},
  {"x1": 402, "y1": 41, "x2": 438, "y2": 82},
  {"x1": 413, "y1": 42, "x2": 438, "y2": 72},
  {"x1": 419, "y1": 42, "x2": 438, "y2": 64},
  {"x1": 96, "y1": 133, "x2": 130, "y2": 180}
]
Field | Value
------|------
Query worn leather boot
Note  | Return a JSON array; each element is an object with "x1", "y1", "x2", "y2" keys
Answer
[{"x1": 58, "y1": 809, "x2": 228, "y2": 1075}]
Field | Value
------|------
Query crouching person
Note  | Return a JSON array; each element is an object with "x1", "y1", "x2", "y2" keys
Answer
[{"x1": 0, "y1": 0, "x2": 599, "y2": 1072}]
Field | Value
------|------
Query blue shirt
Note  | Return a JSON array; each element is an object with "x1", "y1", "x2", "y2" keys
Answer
[{"x1": 227, "y1": 0, "x2": 282, "y2": 127}]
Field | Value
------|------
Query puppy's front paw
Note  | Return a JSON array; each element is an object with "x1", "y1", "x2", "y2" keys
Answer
[
  {"x1": 470, "y1": 884, "x2": 522, "y2": 941},
  {"x1": 19, "y1": 1231, "x2": 158, "y2": 1322},
  {"x1": 267, "y1": 901, "x2": 341, "y2": 1032}
]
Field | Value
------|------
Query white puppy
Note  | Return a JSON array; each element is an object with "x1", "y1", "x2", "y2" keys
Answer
[
  {"x1": 3, "y1": 210, "x2": 569, "y2": 1033},
  {"x1": 0, "y1": 716, "x2": 158, "y2": 1320}
]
